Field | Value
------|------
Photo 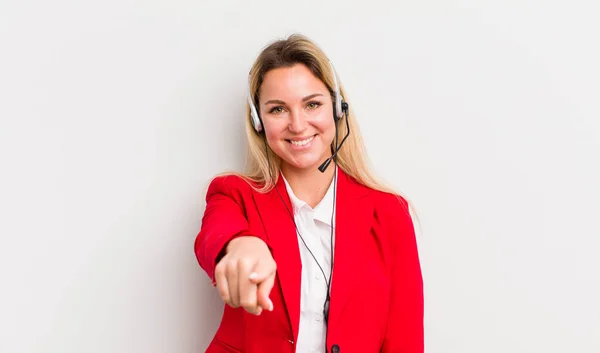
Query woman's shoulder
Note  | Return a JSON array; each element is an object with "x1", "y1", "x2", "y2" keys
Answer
[
  {"x1": 206, "y1": 173, "x2": 263, "y2": 196},
  {"x1": 348, "y1": 176, "x2": 410, "y2": 222},
  {"x1": 374, "y1": 189, "x2": 409, "y2": 208},
  {"x1": 344, "y1": 173, "x2": 409, "y2": 212},
  {"x1": 370, "y1": 189, "x2": 410, "y2": 219}
]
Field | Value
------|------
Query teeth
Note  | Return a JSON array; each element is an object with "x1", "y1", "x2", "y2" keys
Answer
[{"x1": 290, "y1": 136, "x2": 314, "y2": 146}]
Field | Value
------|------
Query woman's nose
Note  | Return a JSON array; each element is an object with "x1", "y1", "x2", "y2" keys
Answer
[{"x1": 288, "y1": 109, "x2": 307, "y2": 133}]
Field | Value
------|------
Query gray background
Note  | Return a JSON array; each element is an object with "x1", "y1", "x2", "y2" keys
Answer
[{"x1": 1, "y1": 0, "x2": 599, "y2": 352}]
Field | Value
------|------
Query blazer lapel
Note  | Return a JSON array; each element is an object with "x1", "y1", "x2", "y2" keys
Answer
[
  {"x1": 252, "y1": 174, "x2": 301, "y2": 342},
  {"x1": 328, "y1": 169, "x2": 374, "y2": 325}
]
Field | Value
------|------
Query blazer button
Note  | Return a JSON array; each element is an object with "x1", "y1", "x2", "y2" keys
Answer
[{"x1": 331, "y1": 344, "x2": 340, "y2": 353}]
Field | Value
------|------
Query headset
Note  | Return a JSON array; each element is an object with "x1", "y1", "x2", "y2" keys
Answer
[{"x1": 247, "y1": 60, "x2": 350, "y2": 333}]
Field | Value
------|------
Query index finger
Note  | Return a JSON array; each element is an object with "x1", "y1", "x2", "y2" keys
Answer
[
  {"x1": 256, "y1": 273, "x2": 275, "y2": 311},
  {"x1": 238, "y1": 259, "x2": 261, "y2": 314}
]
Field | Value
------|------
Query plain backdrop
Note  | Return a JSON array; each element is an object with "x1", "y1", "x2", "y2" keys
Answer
[{"x1": 1, "y1": 1, "x2": 599, "y2": 352}]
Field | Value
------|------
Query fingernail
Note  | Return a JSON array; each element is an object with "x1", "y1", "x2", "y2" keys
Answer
[
  {"x1": 249, "y1": 272, "x2": 257, "y2": 280},
  {"x1": 269, "y1": 299, "x2": 274, "y2": 311}
]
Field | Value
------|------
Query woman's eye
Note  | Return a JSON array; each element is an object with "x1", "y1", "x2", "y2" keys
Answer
[
  {"x1": 307, "y1": 101, "x2": 322, "y2": 110},
  {"x1": 269, "y1": 106, "x2": 285, "y2": 114}
]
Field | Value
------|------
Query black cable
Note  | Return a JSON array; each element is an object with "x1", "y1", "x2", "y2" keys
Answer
[{"x1": 324, "y1": 112, "x2": 340, "y2": 324}]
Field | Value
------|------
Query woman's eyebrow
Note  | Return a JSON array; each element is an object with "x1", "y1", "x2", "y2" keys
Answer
[
  {"x1": 263, "y1": 93, "x2": 324, "y2": 106},
  {"x1": 301, "y1": 93, "x2": 323, "y2": 102}
]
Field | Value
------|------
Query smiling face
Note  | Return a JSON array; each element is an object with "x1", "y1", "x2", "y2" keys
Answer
[{"x1": 258, "y1": 63, "x2": 335, "y2": 173}]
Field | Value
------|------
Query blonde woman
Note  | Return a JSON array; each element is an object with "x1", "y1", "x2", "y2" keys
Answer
[{"x1": 194, "y1": 34, "x2": 423, "y2": 353}]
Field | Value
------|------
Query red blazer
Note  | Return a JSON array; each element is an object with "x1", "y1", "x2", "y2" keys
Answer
[{"x1": 194, "y1": 169, "x2": 423, "y2": 353}]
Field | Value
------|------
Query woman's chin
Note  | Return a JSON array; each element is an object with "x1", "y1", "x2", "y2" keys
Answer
[{"x1": 281, "y1": 156, "x2": 323, "y2": 172}]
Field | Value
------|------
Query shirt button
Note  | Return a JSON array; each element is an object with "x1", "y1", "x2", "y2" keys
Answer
[{"x1": 331, "y1": 344, "x2": 340, "y2": 353}]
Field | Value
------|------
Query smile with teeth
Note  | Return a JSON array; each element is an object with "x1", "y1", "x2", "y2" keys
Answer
[{"x1": 288, "y1": 135, "x2": 315, "y2": 147}]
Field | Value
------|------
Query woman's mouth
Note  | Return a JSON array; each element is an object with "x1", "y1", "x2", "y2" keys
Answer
[{"x1": 287, "y1": 135, "x2": 316, "y2": 148}]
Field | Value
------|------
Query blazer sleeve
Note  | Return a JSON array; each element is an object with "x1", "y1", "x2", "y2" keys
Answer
[
  {"x1": 381, "y1": 194, "x2": 424, "y2": 353},
  {"x1": 193, "y1": 175, "x2": 267, "y2": 284}
]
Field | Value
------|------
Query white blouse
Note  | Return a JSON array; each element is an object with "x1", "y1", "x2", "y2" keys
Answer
[{"x1": 281, "y1": 169, "x2": 337, "y2": 353}]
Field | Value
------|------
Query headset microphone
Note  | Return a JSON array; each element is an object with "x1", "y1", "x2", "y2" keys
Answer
[{"x1": 317, "y1": 158, "x2": 334, "y2": 173}]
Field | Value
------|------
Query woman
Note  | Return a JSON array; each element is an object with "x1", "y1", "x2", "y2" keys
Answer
[{"x1": 194, "y1": 34, "x2": 423, "y2": 353}]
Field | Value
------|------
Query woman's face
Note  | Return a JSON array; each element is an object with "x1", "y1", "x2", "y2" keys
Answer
[{"x1": 258, "y1": 63, "x2": 335, "y2": 172}]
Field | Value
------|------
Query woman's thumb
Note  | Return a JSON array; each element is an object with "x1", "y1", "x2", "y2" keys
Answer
[{"x1": 248, "y1": 261, "x2": 276, "y2": 284}]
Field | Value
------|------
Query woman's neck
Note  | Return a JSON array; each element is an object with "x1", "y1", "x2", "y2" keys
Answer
[{"x1": 281, "y1": 163, "x2": 335, "y2": 208}]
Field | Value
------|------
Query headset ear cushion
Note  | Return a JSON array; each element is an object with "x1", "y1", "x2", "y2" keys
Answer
[{"x1": 248, "y1": 93, "x2": 262, "y2": 132}]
